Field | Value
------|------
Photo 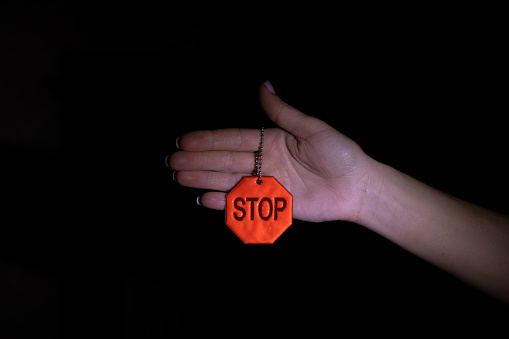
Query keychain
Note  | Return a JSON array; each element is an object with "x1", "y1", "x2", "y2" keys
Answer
[{"x1": 225, "y1": 127, "x2": 293, "y2": 244}]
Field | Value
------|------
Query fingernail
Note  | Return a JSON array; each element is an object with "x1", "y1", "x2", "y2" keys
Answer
[
  {"x1": 264, "y1": 80, "x2": 276, "y2": 94},
  {"x1": 175, "y1": 137, "x2": 181, "y2": 149},
  {"x1": 172, "y1": 171, "x2": 177, "y2": 181},
  {"x1": 196, "y1": 196, "x2": 202, "y2": 206},
  {"x1": 164, "y1": 155, "x2": 170, "y2": 167}
]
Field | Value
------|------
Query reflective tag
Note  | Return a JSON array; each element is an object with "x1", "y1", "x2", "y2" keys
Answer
[{"x1": 225, "y1": 176, "x2": 293, "y2": 244}]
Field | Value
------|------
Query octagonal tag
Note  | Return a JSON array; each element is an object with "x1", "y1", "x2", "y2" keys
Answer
[{"x1": 225, "y1": 176, "x2": 293, "y2": 244}]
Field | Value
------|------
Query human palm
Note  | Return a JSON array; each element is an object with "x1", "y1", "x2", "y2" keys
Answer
[
  {"x1": 254, "y1": 126, "x2": 367, "y2": 222},
  {"x1": 168, "y1": 83, "x2": 370, "y2": 223}
]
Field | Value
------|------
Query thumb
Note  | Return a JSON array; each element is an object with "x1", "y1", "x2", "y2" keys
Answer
[{"x1": 259, "y1": 81, "x2": 329, "y2": 138}]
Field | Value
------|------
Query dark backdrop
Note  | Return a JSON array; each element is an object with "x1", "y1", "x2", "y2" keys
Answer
[{"x1": 1, "y1": 2, "x2": 508, "y2": 337}]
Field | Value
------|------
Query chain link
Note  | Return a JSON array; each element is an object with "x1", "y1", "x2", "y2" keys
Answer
[{"x1": 254, "y1": 127, "x2": 264, "y2": 184}]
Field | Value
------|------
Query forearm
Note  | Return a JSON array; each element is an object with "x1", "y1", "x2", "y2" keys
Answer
[{"x1": 357, "y1": 160, "x2": 509, "y2": 303}]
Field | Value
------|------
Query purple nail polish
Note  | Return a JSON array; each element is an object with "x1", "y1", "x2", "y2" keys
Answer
[
  {"x1": 264, "y1": 80, "x2": 275, "y2": 94},
  {"x1": 164, "y1": 155, "x2": 170, "y2": 167},
  {"x1": 176, "y1": 137, "x2": 181, "y2": 150},
  {"x1": 196, "y1": 196, "x2": 202, "y2": 206}
]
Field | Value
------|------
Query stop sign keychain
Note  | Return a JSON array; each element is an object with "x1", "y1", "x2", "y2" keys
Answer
[{"x1": 225, "y1": 127, "x2": 293, "y2": 244}]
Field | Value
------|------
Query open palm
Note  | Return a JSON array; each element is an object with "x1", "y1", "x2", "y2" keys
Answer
[{"x1": 168, "y1": 83, "x2": 371, "y2": 223}]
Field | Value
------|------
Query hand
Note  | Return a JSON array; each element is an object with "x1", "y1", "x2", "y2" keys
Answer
[{"x1": 168, "y1": 82, "x2": 373, "y2": 222}]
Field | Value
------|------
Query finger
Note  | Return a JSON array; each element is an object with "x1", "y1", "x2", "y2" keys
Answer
[
  {"x1": 259, "y1": 81, "x2": 331, "y2": 139},
  {"x1": 198, "y1": 192, "x2": 226, "y2": 210},
  {"x1": 169, "y1": 150, "x2": 256, "y2": 173},
  {"x1": 178, "y1": 128, "x2": 262, "y2": 152},
  {"x1": 175, "y1": 170, "x2": 250, "y2": 192}
]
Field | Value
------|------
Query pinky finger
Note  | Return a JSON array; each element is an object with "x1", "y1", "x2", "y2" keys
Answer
[{"x1": 198, "y1": 191, "x2": 226, "y2": 210}]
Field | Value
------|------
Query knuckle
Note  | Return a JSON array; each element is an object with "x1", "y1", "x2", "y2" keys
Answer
[
  {"x1": 229, "y1": 173, "x2": 241, "y2": 189},
  {"x1": 231, "y1": 128, "x2": 242, "y2": 150},
  {"x1": 224, "y1": 151, "x2": 234, "y2": 171}
]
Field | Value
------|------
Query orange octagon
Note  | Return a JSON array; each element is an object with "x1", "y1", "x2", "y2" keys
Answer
[{"x1": 225, "y1": 176, "x2": 293, "y2": 244}]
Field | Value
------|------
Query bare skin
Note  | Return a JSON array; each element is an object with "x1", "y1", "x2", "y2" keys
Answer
[{"x1": 168, "y1": 82, "x2": 509, "y2": 303}]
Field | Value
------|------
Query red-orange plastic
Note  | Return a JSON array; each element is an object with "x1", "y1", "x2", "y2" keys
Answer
[{"x1": 225, "y1": 176, "x2": 293, "y2": 244}]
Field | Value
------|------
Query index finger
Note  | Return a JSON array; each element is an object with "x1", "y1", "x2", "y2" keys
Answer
[{"x1": 178, "y1": 128, "x2": 262, "y2": 152}]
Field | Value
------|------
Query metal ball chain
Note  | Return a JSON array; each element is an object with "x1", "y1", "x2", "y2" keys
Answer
[{"x1": 254, "y1": 127, "x2": 264, "y2": 184}]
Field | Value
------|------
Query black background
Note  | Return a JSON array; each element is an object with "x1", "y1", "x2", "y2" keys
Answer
[{"x1": 1, "y1": 1, "x2": 508, "y2": 337}]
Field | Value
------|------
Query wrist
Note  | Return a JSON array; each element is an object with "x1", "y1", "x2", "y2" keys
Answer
[
  {"x1": 352, "y1": 159, "x2": 432, "y2": 245},
  {"x1": 351, "y1": 159, "x2": 406, "y2": 234},
  {"x1": 349, "y1": 159, "x2": 384, "y2": 225}
]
